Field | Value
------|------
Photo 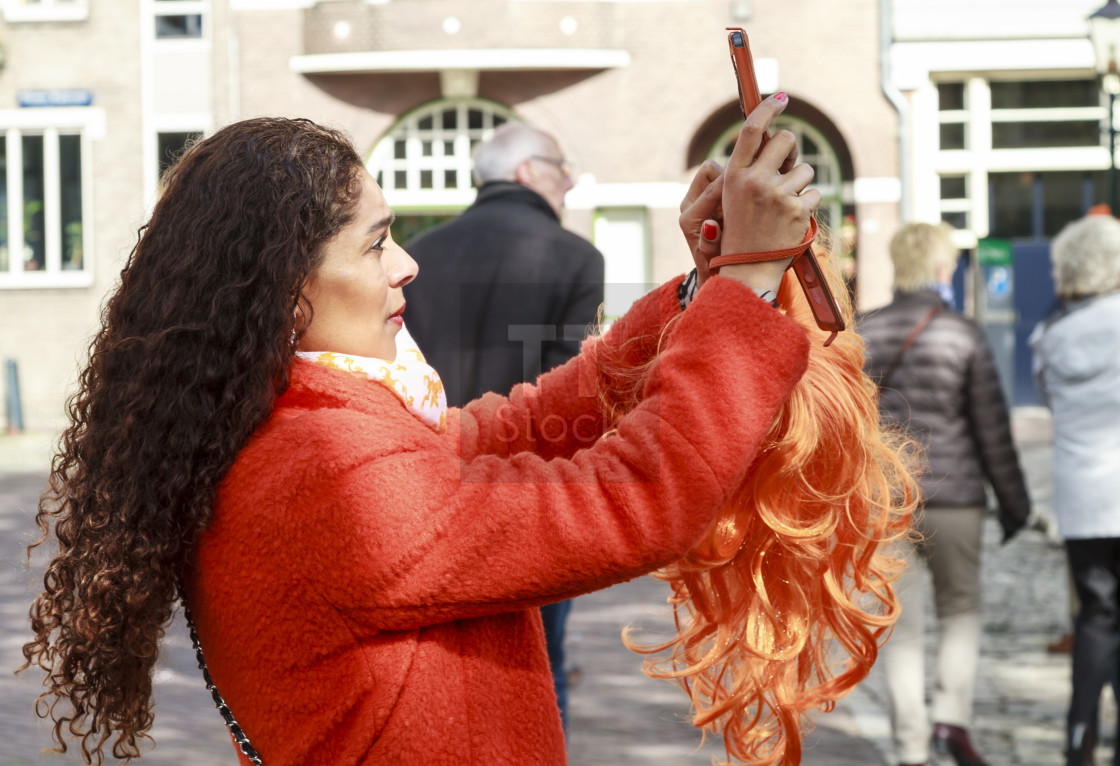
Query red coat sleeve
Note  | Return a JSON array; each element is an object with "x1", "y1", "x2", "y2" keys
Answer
[{"x1": 268, "y1": 277, "x2": 810, "y2": 632}]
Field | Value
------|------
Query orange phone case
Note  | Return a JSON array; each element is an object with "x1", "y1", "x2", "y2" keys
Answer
[{"x1": 727, "y1": 27, "x2": 844, "y2": 344}]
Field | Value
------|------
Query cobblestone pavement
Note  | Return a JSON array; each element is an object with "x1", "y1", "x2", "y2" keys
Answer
[{"x1": 0, "y1": 411, "x2": 1097, "y2": 765}]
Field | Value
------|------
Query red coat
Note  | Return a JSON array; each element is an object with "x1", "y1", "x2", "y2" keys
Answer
[{"x1": 188, "y1": 276, "x2": 809, "y2": 765}]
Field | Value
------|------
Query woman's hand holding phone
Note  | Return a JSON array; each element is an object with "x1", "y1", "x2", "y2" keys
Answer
[{"x1": 718, "y1": 95, "x2": 819, "y2": 295}]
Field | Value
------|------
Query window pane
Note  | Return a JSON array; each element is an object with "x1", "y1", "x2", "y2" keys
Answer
[
  {"x1": 420, "y1": 169, "x2": 433, "y2": 189},
  {"x1": 155, "y1": 14, "x2": 202, "y2": 38},
  {"x1": 989, "y1": 172, "x2": 1035, "y2": 239},
  {"x1": 394, "y1": 170, "x2": 407, "y2": 189},
  {"x1": 442, "y1": 109, "x2": 457, "y2": 130},
  {"x1": 22, "y1": 135, "x2": 45, "y2": 272},
  {"x1": 60, "y1": 134, "x2": 82, "y2": 270},
  {"x1": 991, "y1": 80, "x2": 1098, "y2": 109},
  {"x1": 418, "y1": 115, "x2": 433, "y2": 130},
  {"x1": 468, "y1": 109, "x2": 483, "y2": 130},
  {"x1": 941, "y1": 211, "x2": 968, "y2": 230},
  {"x1": 1043, "y1": 171, "x2": 1104, "y2": 237},
  {"x1": 393, "y1": 139, "x2": 406, "y2": 160},
  {"x1": 444, "y1": 169, "x2": 457, "y2": 189},
  {"x1": 421, "y1": 140, "x2": 433, "y2": 157},
  {"x1": 0, "y1": 137, "x2": 7, "y2": 272},
  {"x1": 157, "y1": 131, "x2": 200, "y2": 180},
  {"x1": 802, "y1": 135, "x2": 819, "y2": 155},
  {"x1": 938, "y1": 83, "x2": 965, "y2": 111},
  {"x1": 940, "y1": 176, "x2": 967, "y2": 199},
  {"x1": 443, "y1": 140, "x2": 454, "y2": 156},
  {"x1": 992, "y1": 121, "x2": 1099, "y2": 149},
  {"x1": 940, "y1": 123, "x2": 966, "y2": 150}
]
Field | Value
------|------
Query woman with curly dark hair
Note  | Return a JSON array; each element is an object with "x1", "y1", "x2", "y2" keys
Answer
[{"x1": 23, "y1": 103, "x2": 913, "y2": 766}]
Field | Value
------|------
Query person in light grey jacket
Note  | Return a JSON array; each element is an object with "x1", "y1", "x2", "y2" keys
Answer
[{"x1": 1030, "y1": 213, "x2": 1120, "y2": 766}]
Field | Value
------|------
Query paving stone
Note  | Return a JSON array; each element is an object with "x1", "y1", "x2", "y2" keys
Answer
[{"x1": 0, "y1": 411, "x2": 1101, "y2": 765}]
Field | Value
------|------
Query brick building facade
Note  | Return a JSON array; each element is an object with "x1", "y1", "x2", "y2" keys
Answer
[{"x1": 0, "y1": 0, "x2": 1106, "y2": 427}]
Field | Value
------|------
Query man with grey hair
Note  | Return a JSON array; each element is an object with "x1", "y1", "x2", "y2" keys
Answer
[
  {"x1": 859, "y1": 222, "x2": 1031, "y2": 766},
  {"x1": 1030, "y1": 213, "x2": 1120, "y2": 766},
  {"x1": 403, "y1": 121, "x2": 604, "y2": 737}
]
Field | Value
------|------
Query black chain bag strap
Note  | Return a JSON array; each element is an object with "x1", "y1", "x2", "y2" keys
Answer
[{"x1": 183, "y1": 602, "x2": 265, "y2": 765}]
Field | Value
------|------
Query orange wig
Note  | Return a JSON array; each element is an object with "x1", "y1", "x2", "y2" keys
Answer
[{"x1": 620, "y1": 243, "x2": 918, "y2": 765}]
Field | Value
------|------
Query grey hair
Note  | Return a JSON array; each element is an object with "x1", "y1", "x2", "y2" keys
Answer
[
  {"x1": 888, "y1": 222, "x2": 960, "y2": 291},
  {"x1": 1051, "y1": 214, "x2": 1120, "y2": 299},
  {"x1": 472, "y1": 122, "x2": 554, "y2": 185}
]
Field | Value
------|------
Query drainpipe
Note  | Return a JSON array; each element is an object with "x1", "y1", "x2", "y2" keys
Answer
[{"x1": 880, "y1": 0, "x2": 911, "y2": 221}]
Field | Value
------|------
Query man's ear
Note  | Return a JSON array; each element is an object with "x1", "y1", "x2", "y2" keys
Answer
[{"x1": 513, "y1": 159, "x2": 533, "y2": 187}]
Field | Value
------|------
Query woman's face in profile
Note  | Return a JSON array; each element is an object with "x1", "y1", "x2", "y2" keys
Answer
[{"x1": 299, "y1": 171, "x2": 417, "y2": 361}]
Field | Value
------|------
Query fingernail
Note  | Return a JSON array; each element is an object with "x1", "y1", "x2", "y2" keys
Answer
[
  {"x1": 702, "y1": 221, "x2": 718, "y2": 241},
  {"x1": 774, "y1": 92, "x2": 788, "y2": 102}
]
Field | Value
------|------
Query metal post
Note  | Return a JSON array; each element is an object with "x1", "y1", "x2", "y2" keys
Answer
[
  {"x1": 1111, "y1": 90, "x2": 1118, "y2": 213},
  {"x1": 5, "y1": 358, "x2": 24, "y2": 434}
]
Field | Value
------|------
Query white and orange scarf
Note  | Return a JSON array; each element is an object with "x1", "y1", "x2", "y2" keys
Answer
[{"x1": 297, "y1": 324, "x2": 448, "y2": 433}]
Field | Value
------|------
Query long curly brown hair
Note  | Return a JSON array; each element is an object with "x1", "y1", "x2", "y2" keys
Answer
[{"x1": 20, "y1": 117, "x2": 367, "y2": 764}]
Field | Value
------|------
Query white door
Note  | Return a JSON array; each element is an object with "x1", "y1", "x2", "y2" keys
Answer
[{"x1": 592, "y1": 207, "x2": 651, "y2": 323}]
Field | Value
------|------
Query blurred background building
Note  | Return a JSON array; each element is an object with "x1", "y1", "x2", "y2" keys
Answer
[{"x1": 0, "y1": 0, "x2": 1109, "y2": 430}]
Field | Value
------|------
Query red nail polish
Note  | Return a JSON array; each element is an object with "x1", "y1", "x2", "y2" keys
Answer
[
  {"x1": 702, "y1": 221, "x2": 718, "y2": 241},
  {"x1": 774, "y1": 92, "x2": 788, "y2": 102}
]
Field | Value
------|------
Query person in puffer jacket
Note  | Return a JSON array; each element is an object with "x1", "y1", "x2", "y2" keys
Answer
[
  {"x1": 1030, "y1": 213, "x2": 1120, "y2": 766},
  {"x1": 859, "y1": 222, "x2": 1032, "y2": 766}
]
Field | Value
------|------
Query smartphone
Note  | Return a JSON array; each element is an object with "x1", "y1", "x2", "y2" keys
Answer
[{"x1": 727, "y1": 27, "x2": 844, "y2": 345}]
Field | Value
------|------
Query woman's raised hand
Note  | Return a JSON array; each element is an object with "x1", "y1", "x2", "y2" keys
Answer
[
  {"x1": 718, "y1": 94, "x2": 819, "y2": 295},
  {"x1": 678, "y1": 160, "x2": 725, "y2": 287}
]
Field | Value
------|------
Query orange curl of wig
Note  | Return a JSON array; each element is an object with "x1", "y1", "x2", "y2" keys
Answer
[{"x1": 621, "y1": 242, "x2": 918, "y2": 765}]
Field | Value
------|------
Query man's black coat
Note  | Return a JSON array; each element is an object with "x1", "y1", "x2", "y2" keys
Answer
[{"x1": 403, "y1": 181, "x2": 606, "y2": 407}]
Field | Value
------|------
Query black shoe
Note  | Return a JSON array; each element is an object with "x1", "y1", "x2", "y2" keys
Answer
[
  {"x1": 932, "y1": 723, "x2": 988, "y2": 766},
  {"x1": 1066, "y1": 722, "x2": 1096, "y2": 766}
]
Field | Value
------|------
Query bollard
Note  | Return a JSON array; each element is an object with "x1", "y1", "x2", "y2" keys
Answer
[{"x1": 5, "y1": 357, "x2": 24, "y2": 434}]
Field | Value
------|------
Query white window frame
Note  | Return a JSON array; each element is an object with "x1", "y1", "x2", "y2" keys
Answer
[
  {"x1": 922, "y1": 74, "x2": 1109, "y2": 239},
  {"x1": 0, "y1": 108, "x2": 101, "y2": 290},
  {"x1": 1, "y1": 0, "x2": 88, "y2": 23},
  {"x1": 368, "y1": 98, "x2": 518, "y2": 209}
]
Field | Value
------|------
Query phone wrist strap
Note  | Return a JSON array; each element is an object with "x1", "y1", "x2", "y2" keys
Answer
[{"x1": 710, "y1": 217, "x2": 818, "y2": 272}]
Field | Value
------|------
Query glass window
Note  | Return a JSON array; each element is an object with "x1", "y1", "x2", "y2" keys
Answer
[
  {"x1": 989, "y1": 171, "x2": 1105, "y2": 239},
  {"x1": 989, "y1": 172, "x2": 1036, "y2": 240},
  {"x1": 938, "y1": 83, "x2": 965, "y2": 111},
  {"x1": 1043, "y1": 172, "x2": 1104, "y2": 237},
  {"x1": 0, "y1": 129, "x2": 87, "y2": 281},
  {"x1": 941, "y1": 211, "x2": 968, "y2": 230},
  {"x1": 155, "y1": 13, "x2": 202, "y2": 38},
  {"x1": 990, "y1": 80, "x2": 1098, "y2": 110},
  {"x1": 157, "y1": 131, "x2": 201, "y2": 180},
  {"x1": 991, "y1": 121, "x2": 1099, "y2": 149},
  {"x1": 939, "y1": 123, "x2": 966, "y2": 150},
  {"x1": 940, "y1": 176, "x2": 967, "y2": 199},
  {"x1": 59, "y1": 134, "x2": 82, "y2": 270},
  {"x1": 369, "y1": 99, "x2": 518, "y2": 198},
  {"x1": 22, "y1": 134, "x2": 45, "y2": 272}
]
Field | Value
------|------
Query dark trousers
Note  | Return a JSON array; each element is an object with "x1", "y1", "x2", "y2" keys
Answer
[
  {"x1": 1066, "y1": 537, "x2": 1120, "y2": 765},
  {"x1": 541, "y1": 599, "x2": 572, "y2": 734}
]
